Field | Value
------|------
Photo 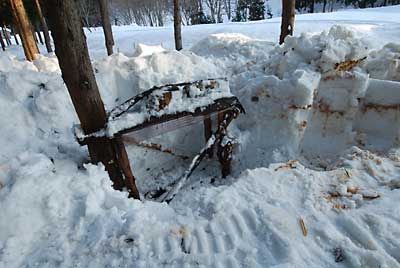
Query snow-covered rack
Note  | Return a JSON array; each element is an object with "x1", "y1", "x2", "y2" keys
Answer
[{"x1": 75, "y1": 78, "x2": 244, "y2": 202}]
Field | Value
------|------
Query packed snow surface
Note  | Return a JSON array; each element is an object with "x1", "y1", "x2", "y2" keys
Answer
[{"x1": 1, "y1": 6, "x2": 400, "y2": 268}]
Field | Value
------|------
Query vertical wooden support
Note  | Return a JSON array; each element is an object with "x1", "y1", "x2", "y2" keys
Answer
[
  {"x1": 203, "y1": 116, "x2": 213, "y2": 157},
  {"x1": 43, "y1": 0, "x2": 140, "y2": 199},
  {"x1": 216, "y1": 111, "x2": 233, "y2": 178},
  {"x1": 113, "y1": 136, "x2": 140, "y2": 199}
]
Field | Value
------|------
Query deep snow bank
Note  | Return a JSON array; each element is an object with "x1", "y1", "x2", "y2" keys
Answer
[{"x1": 0, "y1": 26, "x2": 399, "y2": 268}]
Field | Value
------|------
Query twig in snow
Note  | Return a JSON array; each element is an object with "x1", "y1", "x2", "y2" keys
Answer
[{"x1": 299, "y1": 217, "x2": 307, "y2": 237}]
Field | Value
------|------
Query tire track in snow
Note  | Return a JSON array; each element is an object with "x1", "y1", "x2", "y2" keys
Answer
[{"x1": 135, "y1": 208, "x2": 259, "y2": 267}]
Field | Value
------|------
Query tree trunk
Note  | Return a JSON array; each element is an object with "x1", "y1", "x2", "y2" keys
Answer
[
  {"x1": 35, "y1": 24, "x2": 44, "y2": 45},
  {"x1": 310, "y1": 0, "x2": 315, "y2": 13},
  {"x1": 98, "y1": 0, "x2": 114, "y2": 56},
  {"x1": 0, "y1": 33, "x2": 5, "y2": 51},
  {"x1": 323, "y1": 0, "x2": 327, "y2": 12},
  {"x1": 2, "y1": 25, "x2": 12, "y2": 45},
  {"x1": 43, "y1": 0, "x2": 140, "y2": 199},
  {"x1": 9, "y1": 0, "x2": 39, "y2": 61},
  {"x1": 31, "y1": 23, "x2": 39, "y2": 44},
  {"x1": 279, "y1": 0, "x2": 295, "y2": 44},
  {"x1": 173, "y1": 0, "x2": 183, "y2": 50},
  {"x1": 34, "y1": 0, "x2": 52, "y2": 53},
  {"x1": 11, "y1": 26, "x2": 20, "y2": 45}
]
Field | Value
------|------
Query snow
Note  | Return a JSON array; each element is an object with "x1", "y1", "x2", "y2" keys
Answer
[{"x1": 1, "y1": 5, "x2": 400, "y2": 268}]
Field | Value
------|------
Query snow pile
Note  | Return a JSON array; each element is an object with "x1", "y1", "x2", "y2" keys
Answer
[
  {"x1": 94, "y1": 50, "x2": 223, "y2": 110},
  {"x1": 0, "y1": 53, "x2": 77, "y2": 169},
  {"x1": 362, "y1": 43, "x2": 400, "y2": 81},
  {"x1": 229, "y1": 26, "x2": 400, "y2": 168},
  {"x1": 265, "y1": 26, "x2": 369, "y2": 76},
  {"x1": 1, "y1": 23, "x2": 400, "y2": 268}
]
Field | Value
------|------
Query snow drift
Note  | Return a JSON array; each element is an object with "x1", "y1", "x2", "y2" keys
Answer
[{"x1": 0, "y1": 25, "x2": 400, "y2": 268}]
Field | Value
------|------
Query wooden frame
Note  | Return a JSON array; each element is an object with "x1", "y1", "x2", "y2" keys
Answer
[{"x1": 75, "y1": 79, "x2": 244, "y2": 201}]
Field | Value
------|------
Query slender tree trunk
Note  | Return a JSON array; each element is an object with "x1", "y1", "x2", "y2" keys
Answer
[
  {"x1": 173, "y1": 0, "x2": 183, "y2": 50},
  {"x1": 98, "y1": 0, "x2": 114, "y2": 56},
  {"x1": 310, "y1": 0, "x2": 315, "y2": 13},
  {"x1": 35, "y1": 24, "x2": 44, "y2": 45},
  {"x1": 43, "y1": 0, "x2": 140, "y2": 199},
  {"x1": 2, "y1": 26, "x2": 11, "y2": 46},
  {"x1": 9, "y1": 0, "x2": 39, "y2": 61},
  {"x1": 323, "y1": 0, "x2": 327, "y2": 12},
  {"x1": 0, "y1": 33, "x2": 5, "y2": 51},
  {"x1": 2, "y1": 25, "x2": 12, "y2": 45},
  {"x1": 31, "y1": 24, "x2": 39, "y2": 44},
  {"x1": 11, "y1": 26, "x2": 20, "y2": 45},
  {"x1": 279, "y1": 0, "x2": 295, "y2": 44},
  {"x1": 34, "y1": 0, "x2": 52, "y2": 53}
]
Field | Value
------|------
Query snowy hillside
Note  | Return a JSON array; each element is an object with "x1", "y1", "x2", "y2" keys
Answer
[{"x1": 1, "y1": 5, "x2": 400, "y2": 268}]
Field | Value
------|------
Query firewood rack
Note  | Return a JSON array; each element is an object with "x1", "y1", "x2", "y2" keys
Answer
[{"x1": 75, "y1": 79, "x2": 244, "y2": 202}]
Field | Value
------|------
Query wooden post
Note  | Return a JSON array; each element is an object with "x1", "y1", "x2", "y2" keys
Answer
[
  {"x1": 43, "y1": 0, "x2": 140, "y2": 199},
  {"x1": 173, "y1": 0, "x2": 182, "y2": 50},
  {"x1": 279, "y1": 0, "x2": 295, "y2": 45},
  {"x1": 9, "y1": 0, "x2": 39, "y2": 61},
  {"x1": 34, "y1": 0, "x2": 52, "y2": 53},
  {"x1": 203, "y1": 116, "x2": 213, "y2": 157},
  {"x1": 98, "y1": 0, "x2": 114, "y2": 56}
]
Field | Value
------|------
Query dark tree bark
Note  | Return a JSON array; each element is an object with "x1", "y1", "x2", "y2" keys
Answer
[
  {"x1": 0, "y1": 32, "x2": 5, "y2": 51},
  {"x1": 9, "y1": 0, "x2": 39, "y2": 61},
  {"x1": 34, "y1": 0, "x2": 53, "y2": 53},
  {"x1": 1, "y1": 25, "x2": 11, "y2": 46},
  {"x1": 35, "y1": 24, "x2": 44, "y2": 45},
  {"x1": 173, "y1": 0, "x2": 183, "y2": 50},
  {"x1": 323, "y1": 0, "x2": 327, "y2": 12},
  {"x1": 310, "y1": 0, "x2": 315, "y2": 13},
  {"x1": 31, "y1": 23, "x2": 39, "y2": 44},
  {"x1": 279, "y1": 0, "x2": 295, "y2": 44},
  {"x1": 98, "y1": 0, "x2": 114, "y2": 56},
  {"x1": 11, "y1": 26, "x2": 19, "y2": 45},
  {"x1": 43, "y1": 0, "x2": 140, "y2": 199},
  {"x1": 2, "y1": 25, "x2": 12, "y2": 45}
]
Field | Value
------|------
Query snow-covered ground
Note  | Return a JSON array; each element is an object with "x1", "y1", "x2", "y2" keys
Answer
[{"x1": 1, "y1": 5, "x2": 400, "y2": 268}]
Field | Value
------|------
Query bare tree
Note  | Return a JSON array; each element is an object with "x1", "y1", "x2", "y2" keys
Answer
[
  {"x1": 34, "y1": 0, "x2": 52, "y2": 53},
  {"x1": 0, "y1": 31, "x2": 5, "y2": 51},
  {"x1": 9, "y1": 0, "x2": 39, "y2": 61},
  {"x1": 279, "y1": 0, "x2": 295, "y2": 44},
  {"x1": 76, "y1": 0, "x2": 97, "y2": 30},
  {"x1": 2, "y1": 25, "x2": 12, "y2": 45},
  {"x1": 205, "y1": 0, "x2": 222, "y2": 23},
  {"x1": 174, "y1": 0, "x2": 183, "y2": 50},
  {"x1": 223, "y1": 0, "x2": 233, "y2": 20},
  {"x1": 43, "y1": 0, "x2": 140, "y2": 199},
  {"x1": 98, "y1": 0, "x2": 114, "y2": 56},
  {"x1": 310, "y1": 0, "x2": 315, "y2": 13}
]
